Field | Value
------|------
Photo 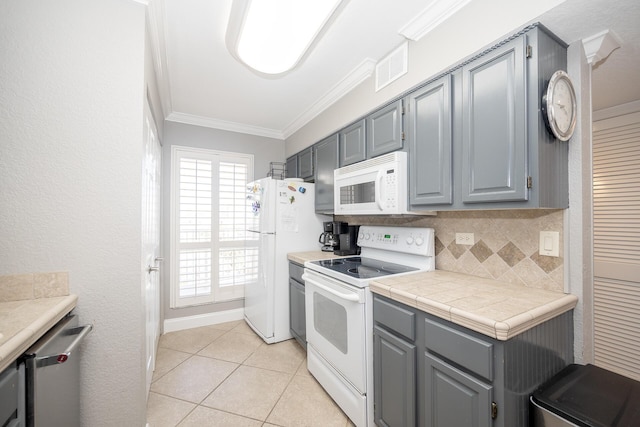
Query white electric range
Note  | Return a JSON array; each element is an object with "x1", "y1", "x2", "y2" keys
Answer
[{"x1": 303, "y1": 226, "x2": 435, "y2": 426}]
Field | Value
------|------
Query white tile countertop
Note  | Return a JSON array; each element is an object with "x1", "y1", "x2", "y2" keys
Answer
[
  {"x1": 369, "y1": 270, "x2": 578, "y2": 341},
  {"x1": 0, "y1": 272, "x2": 77, "y2": 371}
]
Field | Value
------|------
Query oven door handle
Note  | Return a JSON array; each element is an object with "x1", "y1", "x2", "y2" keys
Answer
[{"x1": 302, "y1": 274, "x2": 360, "y2": 302}]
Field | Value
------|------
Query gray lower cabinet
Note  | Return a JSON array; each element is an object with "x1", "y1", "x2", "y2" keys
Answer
[
  {"x1": 0, "y1": 361, "x2": 24, "y2": 427},
  {"x1": 367, "y1": 100, "x2": 404, "y2": 159},
  {"x1": 372, "y1": 293, "x2": 574, "y2": 427},
  {"x1": 339, "y1": 119, "x2": 367, "y2": 166},
  {"x1": 373, "y1": 325, "x2": 416, "y2": 427},
  {"x1": 288, "y1": 261, "x2": 306, "y2": 349},
  {"x1": 314, "y1": 134, "x2": 339, "y2": 213},
  {"x1": 424, "y1": 353, "x2": 492, "y2": 427}
]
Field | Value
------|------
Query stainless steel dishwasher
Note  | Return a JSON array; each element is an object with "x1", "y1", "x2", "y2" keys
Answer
[{"x1": 23, "y1": 314, "x2": 92, "y2": 427}]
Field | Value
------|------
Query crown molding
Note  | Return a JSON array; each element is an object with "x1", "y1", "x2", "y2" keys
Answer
[
  {"x1": 582, "y1": 29, "x2": 622, "y2": 66},
  {"x1": 282, "y1": 58, "x2": 377, "y2": 139},
  {"x1": 399, "y1": 0, "x2": 471, "y2": 41},
  {"x1": 166, "y1": 112, "x2": 285, "y2": 140}
]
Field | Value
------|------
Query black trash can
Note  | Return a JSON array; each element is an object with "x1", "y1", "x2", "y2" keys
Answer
[{"x1": 530, "y1": 363, "x2": 640, "y2": 426}]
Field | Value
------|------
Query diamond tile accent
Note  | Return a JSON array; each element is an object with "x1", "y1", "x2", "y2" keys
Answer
[
  {"x1": 447, "y1": 241, "x2": 467, "y2": 259},
  {"x1": 497, "y1": 242, "x2": 526, "y2": 267},
  {"x1": 530, "y1": 252, "x2": 563, "y2": 274},
  {"x1": 434, "y1": 236, "x2": 444, "y2": 256},
  {"x1": 470, "y1": 240, "x2": 493, "y2": 263}
]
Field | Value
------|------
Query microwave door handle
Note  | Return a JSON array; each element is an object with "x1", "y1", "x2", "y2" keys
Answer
[{"x1": 375, "y1": 170, "x2": 384, "y2": 211}]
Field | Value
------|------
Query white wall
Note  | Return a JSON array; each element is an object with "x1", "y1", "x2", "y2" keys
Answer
[
  {"x1": 0, "y1": 1, "x2": 148, "y2": 425},
  {"x1": 161, "y1": 121, "x2": 285, "y2": 321}
]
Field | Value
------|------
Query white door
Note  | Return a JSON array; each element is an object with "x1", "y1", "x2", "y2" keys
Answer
[{"x1": 142, "y1": 99, "x2": 162, "y2": 396}]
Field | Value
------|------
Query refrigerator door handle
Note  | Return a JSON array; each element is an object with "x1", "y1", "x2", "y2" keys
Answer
[{"x1": 35, "y1": 324, "x2": 93, "y2": 368}]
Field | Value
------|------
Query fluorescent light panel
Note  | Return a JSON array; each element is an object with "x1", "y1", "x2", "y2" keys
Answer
[{"x1": 231, "y1": 0, "x2": 342, "y2": 75}]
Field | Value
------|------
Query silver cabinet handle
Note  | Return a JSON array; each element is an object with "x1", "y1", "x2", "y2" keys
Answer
[{"x1": 148, "y1": 265, "x2": 160, "y2": 273}]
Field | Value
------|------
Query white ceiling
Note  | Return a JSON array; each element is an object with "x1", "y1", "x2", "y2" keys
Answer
[{"x1": 150, "y1": 0, "x2": 640, "y2": 140}]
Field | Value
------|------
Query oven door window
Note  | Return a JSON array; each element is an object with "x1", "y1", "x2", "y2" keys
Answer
[{"x1": 313, "y1": 292, "x2": 348, "y2": 353}]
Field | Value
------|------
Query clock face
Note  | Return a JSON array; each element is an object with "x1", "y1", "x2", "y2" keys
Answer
[
  {"x1": 552, "y1": 79, "x2": 574, "y2": 132},
  {"x1": 543, "y1": 70, "x2": 577, "y2": 141}
]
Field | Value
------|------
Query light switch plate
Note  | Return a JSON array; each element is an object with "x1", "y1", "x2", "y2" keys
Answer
[{"x1": 539, "y1": 231, "x2": 560, "y2": 257}]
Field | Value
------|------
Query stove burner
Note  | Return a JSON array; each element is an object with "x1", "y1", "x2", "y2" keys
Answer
[
  {"x1": 348, "y1": 267, "x2": 381, "y2": 274},
  {"x1": 318, "y1": 259, "x2": 345, "y2": 266},
  {"x1": 310, "y1": 256, "x2": 419, "y2": 280}
]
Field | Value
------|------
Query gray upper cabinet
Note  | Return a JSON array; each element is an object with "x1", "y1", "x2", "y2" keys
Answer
[
  {"x1": 314, "y1": 134, "x2": 339, "y2": 213},
  {"x1": 298, "y1": 147, "x2": 314, "y2": 181},
  {"x1": 461, "y1": 35, "x2": 527, "y2": 203},
  {"x1": 285, "y1": 155, "x2": 297, "y2": 179},
  {"x1": 339, "y1": 119, "x2": 366, "y2": 166},
  {"x1": 408, "y1": 75, "x2": 453, "y2": 207},
  {"x1": 367, "y1": 100, "x2": 404, "y2": 159},
  {"x1": 408, "y1": 24, "x2": 568, "y2": 211}
]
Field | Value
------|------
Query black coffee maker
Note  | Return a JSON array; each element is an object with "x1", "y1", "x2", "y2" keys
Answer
[
  {"x1": 319, "y1": 221, "x2": 341, "y2": 252},
  {"x1": 335, "y1": 224, "x2": 360, "y2": 256}
]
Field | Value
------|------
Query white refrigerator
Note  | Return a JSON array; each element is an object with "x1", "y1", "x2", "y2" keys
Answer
[{"x1": 245, "y1": 177, "x2": 325, "y2": 343}]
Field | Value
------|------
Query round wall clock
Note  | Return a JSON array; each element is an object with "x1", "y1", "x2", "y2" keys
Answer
[{"x1": 542, "y1": 70, "x2": 577, "y2": 142}]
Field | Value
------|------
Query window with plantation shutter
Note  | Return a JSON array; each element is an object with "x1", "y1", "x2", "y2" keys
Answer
[{"x1": 170, "y1": 146, "x2": 255, "y2": 308}]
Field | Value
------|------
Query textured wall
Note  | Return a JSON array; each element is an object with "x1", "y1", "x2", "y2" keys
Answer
[
  {"x1": 339, "y1": 209, "x2": 565, "y2": 292},
  {"x1": 0, "y1": 1, "x2": 147, "y2": 425}
]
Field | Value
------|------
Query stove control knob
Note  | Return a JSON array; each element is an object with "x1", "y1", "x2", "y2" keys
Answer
[
  {"x1": 415, "y1": 236, "x2": 424, "y2": 246},
  {"x1": 365, "y1": 233, "x2": 371, "y2": 240},
  {"x1": 359, "y1": 232, "x2": 364, "y2": 241},
  {"x1": 406, "y1": 236, "x2": 414, "y2": 245}
]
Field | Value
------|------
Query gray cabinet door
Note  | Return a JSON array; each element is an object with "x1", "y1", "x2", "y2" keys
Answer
[
  {"x1": 408, "y1": 75, "x2": 453, "y2": 206},
  {"x1": 298, "y1": 147, "x2": 314, "y2": 180},
  {"x1": 339, "y1": 119, "x2": 366, "y2": 166},
  {"x1": 285, "y1": 155, "x2": 298, "y2": 178},
  {"x1": 423, "y1": 353, "x2": 492, "y2": 427},
  {"x1": 289, "y1": 278, "x2": 306, "y2": 349},
  {"x1": 374, "y1": 325, "x2": 416, "y2": 427},
  {"x1": 461, "y1": 35, "x2": 527, "y2": 203},
  {"x1": 314, "y1": 134, "x2": 339, "y2": 213},
  {"x1": 367, "y1": 100, "x2": 403, "y2": 159}
]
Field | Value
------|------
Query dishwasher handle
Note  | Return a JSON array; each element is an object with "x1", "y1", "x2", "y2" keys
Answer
[{"x1": 35, "y1": 324, "x2": 93, "y2": 368}]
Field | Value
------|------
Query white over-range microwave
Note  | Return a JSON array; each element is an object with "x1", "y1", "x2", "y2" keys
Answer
[{"x1": 333, "y1": 151, "x2": 434, "y2": 216}]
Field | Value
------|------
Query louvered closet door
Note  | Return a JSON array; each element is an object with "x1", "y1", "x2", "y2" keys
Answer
[{"x1": 592, "y1": 110, "x2": 640, "y2": 381}]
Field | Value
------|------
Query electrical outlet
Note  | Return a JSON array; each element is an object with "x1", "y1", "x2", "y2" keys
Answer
[{"x1": 455, "y1": 232, "x2": 474, "y2": 245}]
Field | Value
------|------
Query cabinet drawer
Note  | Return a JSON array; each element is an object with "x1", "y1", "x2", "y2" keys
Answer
[
  {"x1": 289, "y1": 262, "x2": 305, "y2": 283},
  {"x1": 373, "y1": 296, "x2": 416, "y2": 341},
  {"x1": 425, "y1": 318, "x2": 493, "y2": 381}
]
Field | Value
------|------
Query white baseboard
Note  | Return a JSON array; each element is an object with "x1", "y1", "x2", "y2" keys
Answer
[{"x1": 163, "y1": 308, "x2": 245, "y2": 333}]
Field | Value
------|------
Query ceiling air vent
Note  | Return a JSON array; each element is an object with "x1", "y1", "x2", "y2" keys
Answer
[{"x1": 376, "y1": 41, "x2": 408, "y2": 92}]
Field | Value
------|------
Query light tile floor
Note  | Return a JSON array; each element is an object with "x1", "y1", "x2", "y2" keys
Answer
[{"x1": 146, "y1": 320, "x2": 355, "y2": 427}]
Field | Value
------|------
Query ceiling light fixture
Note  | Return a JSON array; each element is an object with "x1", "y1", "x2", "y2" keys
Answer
[{"x1": 226, "y1": 0, "x2": 345, "y2": 76}]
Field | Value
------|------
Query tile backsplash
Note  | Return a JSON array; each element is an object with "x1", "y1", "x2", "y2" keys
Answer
[
  {"x1": 0, "y1": 272, "x2": 69, "y2": 302},
  {"x1": 338, "y1": 209, "x2": 564, "y2": 292}
]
